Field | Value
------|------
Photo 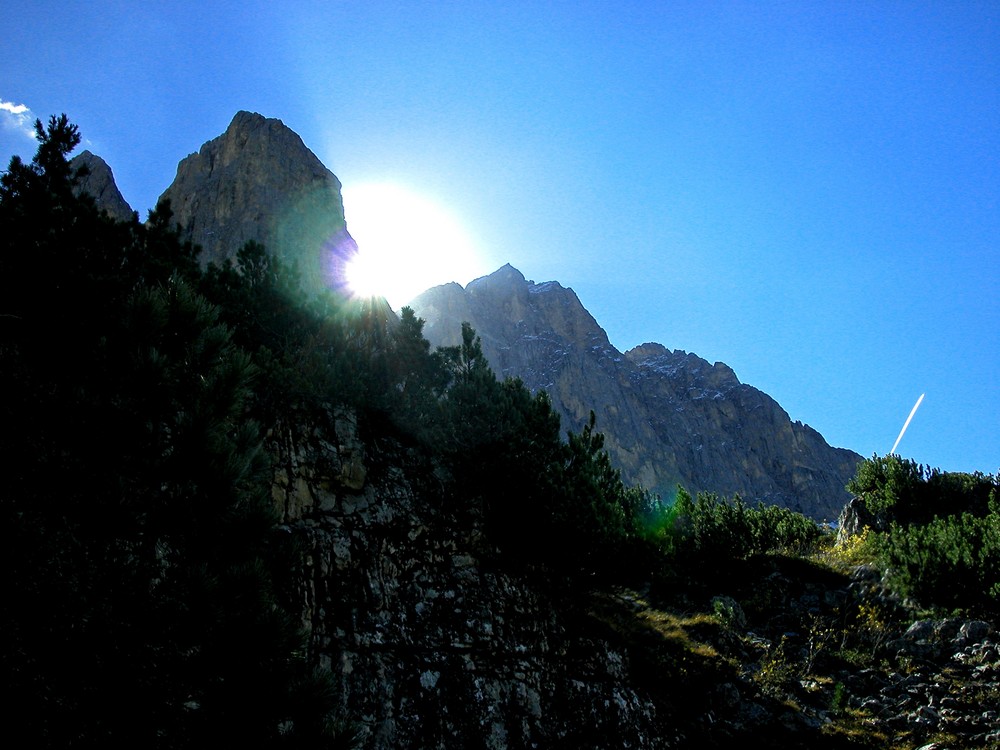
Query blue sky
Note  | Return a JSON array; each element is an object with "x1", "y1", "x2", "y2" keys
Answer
[{"x1": 2, "y1": 1, "x2": 997, "y2": 475}]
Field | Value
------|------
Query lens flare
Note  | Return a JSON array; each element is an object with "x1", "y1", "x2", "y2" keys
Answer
[
  {"x1": 890, "y1": 392, "x2": 925, "y2": 455},
  {"x1": 341, "y1": 182, "x2": 485, "y2": 310},
  {"x1": 344, "y1": 248, "x2": 383, "y2": 300}
]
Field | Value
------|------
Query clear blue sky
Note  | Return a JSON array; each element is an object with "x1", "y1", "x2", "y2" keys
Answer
[{"x1": 3, "y1": 1, "x2": 997, "y2": 475}]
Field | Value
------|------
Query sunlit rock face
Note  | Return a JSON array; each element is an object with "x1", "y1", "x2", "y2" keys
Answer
[
  {"x1": 157, "y1": 111, "x2": 357, "y2": 292},
  {"x1": 275, "y1": 410, "x2": 671, "y2": 749},
  {"x1": 70, "y1": 150, "x2": 135, "y2": 223},
  {"x1": 411, "y1": 265, "x2": 863, "y2": 521}
]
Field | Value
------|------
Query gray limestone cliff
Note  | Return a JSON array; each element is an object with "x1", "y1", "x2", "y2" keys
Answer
[
  {"x1": 70, "y1": 150, "x2": 135, "y2": 223},
  {"x1": 157, "y1": 111, "x2": 357, "y2": 292},
  {"x1": 411, "y1": 265, "x2": 862, "y2": 521}
]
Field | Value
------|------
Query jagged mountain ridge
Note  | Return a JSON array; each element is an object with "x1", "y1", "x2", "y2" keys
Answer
[
  {"x1": 411, "y1": 264, "x2": 862, "y2": 521},
  {"x1": 78, "y1": 111, "x2": 861, "y2": 520}
]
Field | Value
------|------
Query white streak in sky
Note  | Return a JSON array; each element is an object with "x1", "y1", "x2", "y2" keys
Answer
[
  {"x1": 890, "y1": 393, "x2": 925, "y2": 455},
  {"x1": 0, "y1": 99, "x2": 36, "y2": 139}
]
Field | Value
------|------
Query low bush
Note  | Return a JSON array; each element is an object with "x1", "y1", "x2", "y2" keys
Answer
[
  {"x1": 876, "y1": 503, "x2": 1000, "y2": 614},
  {"x1": 668, "y1": 487, "x2": 824, "y2": 562},
  {"x1": 845, "y1": 455, "x2": 1000, "y2": 615}
]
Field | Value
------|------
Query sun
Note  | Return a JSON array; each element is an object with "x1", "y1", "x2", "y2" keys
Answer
[{"x1": 341, "y1": 182, "x2": 485, "y2": 311}]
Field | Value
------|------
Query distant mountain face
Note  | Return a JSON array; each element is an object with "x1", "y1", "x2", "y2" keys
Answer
[
  {"x1": 69, "y1": 150, "x2": 135, "y2": 223},
  {"x1": 411, "y1": 265, "x2": 863, "y2": 521},
  {"x1": 157, "y1": 111, "x2": 357, "y2": 293},
  {"x1": 77, "y1": 111, "x2": 861, "y2": 520}
]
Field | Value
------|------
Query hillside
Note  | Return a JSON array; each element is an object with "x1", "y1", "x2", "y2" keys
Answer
[{"x1": 4, "y1": 113, "x2": 998, "y2": 750}]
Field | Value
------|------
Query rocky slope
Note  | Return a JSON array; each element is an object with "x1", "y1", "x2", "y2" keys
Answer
[
  {"x1": 273, "y1": 413, "x2": 1000, "y2": 749},
  {"x1": 157, "y1": 111, "x2": 357, "y2": 293},
  {"x1": 411, "y1": 265, "x2": 862, "y2": 521}
]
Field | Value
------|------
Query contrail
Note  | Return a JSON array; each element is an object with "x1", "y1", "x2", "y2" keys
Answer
[{"x1": 890, "y1": 393, "x2": 925, "y2": 455}]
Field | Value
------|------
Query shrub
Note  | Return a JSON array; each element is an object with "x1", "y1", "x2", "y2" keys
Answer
[
  {"x1": 846, "y1": 455, "x2": 1000, "y2": 614},
  {"x1": 829, "y1": 526, "x2": 879, "y2": 567},
  {"x1": 876, "y1": 502, "x2": 1000, "y2": 614},
  {"x1": 669, "y1": 487, "x2": 823, "y2": 562},
  {"x1": 847, "y1": 454, "x2": 998, "y2": 527}
]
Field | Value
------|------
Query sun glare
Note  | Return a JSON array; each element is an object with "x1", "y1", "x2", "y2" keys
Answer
[{"x1": 341, "y1": 183, "x2": 485, "y2": 311}]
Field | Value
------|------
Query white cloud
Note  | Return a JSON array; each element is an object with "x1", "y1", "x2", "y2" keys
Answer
[{"x1": 1, "y1": 99, "x2": 37, "y2": 140}]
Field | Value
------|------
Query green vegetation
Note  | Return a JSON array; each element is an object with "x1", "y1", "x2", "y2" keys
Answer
[
  {"x1": 847, "y1": 454, "x2": 1000, "y2": 615},
  {"x1": 846, "y1": 453, "x2": 996, "y2": 524},
  {"x1": 668, "y1": 486, "x2": 824, "y2": 559},
  {"x1": 880, "y1": 507, "x2": 1000, "y2": 612}
]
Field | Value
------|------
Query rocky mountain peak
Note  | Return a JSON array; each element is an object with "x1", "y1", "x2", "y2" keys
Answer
[
  {"x1": 191, "y1": 111, "x2": 330, "y2": 182},
  {"x1": 157, "y1": 111, "x2": 356, "y2": 292},
  {"x1": 467, "y1": 262, "x2": 526, "y2": 295},
  {"x1": 69, "y1": 150, "x2": 134, "y2": 223},
  {"x1": 412, "y1": 265, "x2": 612, "y2": 360}
]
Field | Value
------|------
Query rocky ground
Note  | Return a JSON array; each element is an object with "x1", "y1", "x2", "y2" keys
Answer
[{"x1": 608, "y1": 553, "x2": 1000, "y2": 749}]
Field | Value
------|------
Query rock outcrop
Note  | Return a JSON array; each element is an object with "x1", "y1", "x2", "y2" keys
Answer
[
  {"x1": 70, "y1": 150, "x2": 135, "y2": 223},
  {"x1": 274, "y1": 411, "x2": 680, "y2": 749},
  {"x1": 157, "y1": 111, "x2": 357, "y2": 292},
  {"x1": 411, "y1": 265, "x2": 862, "y2": 521}
]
